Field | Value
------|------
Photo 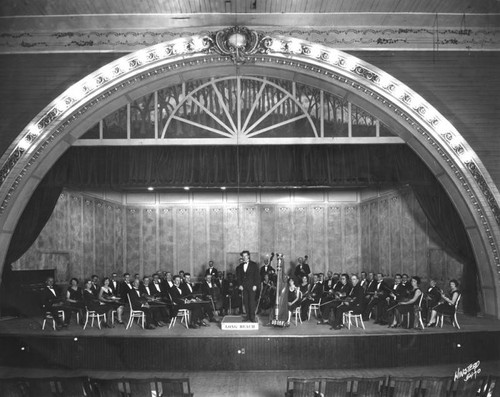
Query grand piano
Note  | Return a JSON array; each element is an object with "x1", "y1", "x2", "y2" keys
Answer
[{"x1": 0, "y1": 269, "x2": 55, "y2": 317}]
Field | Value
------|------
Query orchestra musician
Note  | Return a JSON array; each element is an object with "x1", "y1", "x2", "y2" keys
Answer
[
  {"x1": 330, "y1": 274, "x2": 365, "y2": 330},
  {"x1": 389, "y1": 276, "x2": 422, "y2": 329},
  {"x1": 294, "y1": 256, "x2": 311, "y2": 283},
  {"x1": 323, "y1": 271, "x2": 334, "y2": 291},
  {"x1": 285, "y1": 278, "x2": 301, "y2": 326},
  {"x1": 363, "y1": 273, "x2": 390, "y2": 325},
  {"x1": 236, "y1": 250, "x2": 260, "y2": 323},
  {"x1": 99, "y1": 277, "x2": 125, "y2": 325},
  {"x1": 257, "y1": 273, "x2": 276, "y2": 314},
  {"x1": 427, "y1": 279, "x2": 460, "y2": 327},
  {"x1": 385, "y1": 274, "x2": 407, "y2": 325},
  {"x1": 120, "y1": 273, "x2": 133, "y2": 301},
  {"x1": 42, "y1": 277, "x2": 70, "y2": 330},
  {"x1": 260, "y1": 254, "x2": 276, "y2": 282},
  {"x1": 200, "y1": 274, "x2": 220, "y2": 322},
  {"x1": 424, "y1": 279, "x2": 442, "y2": 321},
  {"x1": 65, "y1": 278, "x2": 84, "y2": 325},
  {"x1": 300, "y1": 273, "x2": 323, "y2": 321},
  {"x1": 169, "y1": 275, "x2": 206, "y2": 328},
  {"x1": 140, "y1": 276, "x2": 169, "y2": 327},
  {"x1": 109, "y1": 273, "x2": 121, "y2": 297},
  {"x1": 127, "y1": 278, "x2": 156, "y2": 329},
  {"x1": 317, "y1": 273, "x2": 351, "y2": 325},
  {"x1": 205, "y1": 261, "x2": 218, "y2": 278},
  {"x1": 83, "y1": 279, "x2": 114, "y2": 328},
  {"x1": 359, "y1": 271, "x2": 368, "y2": 291}
]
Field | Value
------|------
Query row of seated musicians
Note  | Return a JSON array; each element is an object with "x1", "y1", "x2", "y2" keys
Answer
[
  {"x1": 40, "y1": 270, "x2": 460, "y2": 331},
  {"x1": 285, "y1": 374, "x2": 497, "y2": 397}
]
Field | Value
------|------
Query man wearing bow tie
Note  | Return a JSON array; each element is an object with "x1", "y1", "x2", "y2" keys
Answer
[
  {"x1": 42, "y1": 277, "x2": 70, "y2": 330},
  {"x1": 236, "y1": 250, "x2": 260, "y2": 323}
]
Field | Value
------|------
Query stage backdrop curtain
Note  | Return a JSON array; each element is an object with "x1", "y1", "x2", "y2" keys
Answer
[{"x1": 5, "y1": 144, "x2": 479, "y2": 314}]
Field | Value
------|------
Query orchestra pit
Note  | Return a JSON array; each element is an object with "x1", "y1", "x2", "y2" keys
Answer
[{"x1": 0, "y1": 1, "x2": 499, "y2": 396}]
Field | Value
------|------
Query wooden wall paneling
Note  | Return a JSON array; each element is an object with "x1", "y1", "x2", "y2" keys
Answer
[
  {"x1": 113, "y1": 207, "x2": 124, "y2": 273},
  {"x1": 69, "y1": 194, "x2": 83, "y2": 280},
  {"x1": 344, "y1": 206, "x2": 360, "y2": 273},
  {"x1": 209, "y1": 208, "x2": 224, "y2": 273},
  {"x1": 225, "y1": 207, "x2": 241, "y2": 256},
  {"x1": 174, "y1": 208, "x2": 190, "y2": 275},
  {"x1": 103, "y1": 204, "x2": 114, "y2": 277},
  {"x1": 292, "y1": 207, "x2": 308, "y2": 265},
  {"x1": 82, "y1": 198, "x2": 95, "y2": 276},
  {"x1": 389, "y1": 196, "x2": 402, "y2": 276},
  {"x1": 159, "y1": 208, "x2": 174, "y2": 271},
  {"x1": 310, "y1": 206, "x2": 326, "y2": 273},
  {"x1": 378, "y1": 198, "x2": 391, "y2": 275},
  {"x1": 446, "y1": 253, "x2": 464, "y2": 283},
  {"x1": 369, "y1": 201, "x2": 380, "y2": 272},
  {"x1": 142, "y1": 208, "x2": 157, "y2": 277},
  {"x1": 276, "y1": 206, "x2": 293, "y2": 275},
  {"x1": 400, "y1": 192, "x2": 416, "y2": 276},
  {"x1": 259, "y1": 206, "x2": 275, "y2": 262},
  {"x1": 94, "y1": 202, "x2": 105, "y2": 276},
  {"x1": 327, "y1": 206, "x2": 342, "y2": 273},
  {"x1": 413, "y1": 196, "x2": 429, "y2": 281},
  {"x1": 125, "y1": 207, "x2": 141, "y2": 275},
  {"x1": 243, "y1": 206, "x2": 259, "y2": 260},
  {"x1": 360, "y1": 204, "x2": 370, "y2": 272},
  {"x1": 52, "y1": 193, "x2": 67, "y2": 252},
  {"x1": 192, "y1": 208, "x2": 208, "y2": 279}
]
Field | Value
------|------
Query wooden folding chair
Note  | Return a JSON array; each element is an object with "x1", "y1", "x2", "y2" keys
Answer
[
  {"x1": 322, "y1": 377, "x2": 351, "y2": 397},
  {"x1": 285, "y1": 377, "x2": 321, "y2": 397},
  {"x1": 353, "y1": 376, "x2": 386, "y2": 397},
  {"x1": 417, "y1": 377, "x2": 451, "y2": 397},
  {"x1": 156, "y1": 377, "x2": 193, "y2": 397}
]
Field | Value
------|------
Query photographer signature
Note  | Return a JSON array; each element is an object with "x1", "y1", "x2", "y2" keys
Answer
[{"x1": 454, "y1": 360, "x2": 481, "y2": 382}]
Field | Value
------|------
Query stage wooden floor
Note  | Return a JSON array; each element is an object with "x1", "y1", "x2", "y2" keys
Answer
[
  {"x1": 1, "y1": 313, "x2": 499, "y2": 373},
  {"x1": 1, "y1": 312, "x2": 499, "y2": 338}
]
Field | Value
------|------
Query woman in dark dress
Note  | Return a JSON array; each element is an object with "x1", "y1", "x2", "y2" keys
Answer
[
  {"x1": 390, "y1": 276, "x2": 422, "y2": 328},
  {"x1": 427, "y1": 279, "x2": 460, "y2": 327},
  {"x1": 83, "y1": 279, "x2": 114, "y2": 328},
  {"x1": 285, "y1": 278, "x2": 301, "y2": 326},
  {"x1": 258, "y1": 273, "x2": 276, "y2": 313},
  {"x1": 65, "y1": 278, "x2": 84, "y2": 324},
  {"x1": 99, "y1": 277, "x2": 124, "y2": 324},
  {"x1": 298, "y1": 274, "x2": 311, "y2": 321}
]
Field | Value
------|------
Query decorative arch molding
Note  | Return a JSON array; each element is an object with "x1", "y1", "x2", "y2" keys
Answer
[{"x1": 0, "y1": 27, "x2": 499, "y2": 316}]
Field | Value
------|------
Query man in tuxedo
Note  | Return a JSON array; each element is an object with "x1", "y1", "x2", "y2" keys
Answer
[
  {"x1": 90, "y1": 275, "x2": 100, "y2": 297},
  {"x1": 163, "y1": 272, "x2": 174, "y2": 291},
  {"x1": 120, "y1": 273, "x2": 133, "y2": 301},
  {"x1": 151, "y1": 273, "x2": 167, "y2": 301},
  {"x1": 140, "y1": 276, "x2": 169, "y2": 327},
  {"x1": 42, "y1": 277, "x2": 70, "y2": 330},
  {"x1": 236, "y1": 250, "x2": 260, "y2": 323},
  {"x1": 359, "y1": 271, "x2": 368, "y2": 291},
  {"x1": 318, "y1": 273, "x2": 351, "y2": 325},
  {"x1": 300, "y1": 273, "x2": 324, "y2": 321},
  {"x1": 331, "y1": 274, "x2": 365, "y2": 330},
  {"x1": 128, "y1": 279, "x2": 156, "y2": 329},
  {"x1": 200, "y1": 274, "x2": 218, "y2": 322},
  {"x1": 294, "y1": 257, "x2": 311, "y2": 282},
  {"x1": 109, "y1": 272, "x2": 120, "y2": 297},
  {"x1": 205, "y1": 261, "x2": 218, "y2": 278},
  {"x1": 170, "y1": 275, "x2": 206, "y2": 328},
  {"x1": 364, "y1": 272, "x2": 390, "y2": 325},
  {"x1": 259, "y1": 256, "x2": 275, "y2": 282}
]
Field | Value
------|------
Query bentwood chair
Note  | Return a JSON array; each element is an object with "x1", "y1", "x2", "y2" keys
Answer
[
  {"x1": 83, "y1": 306, "x2": 106, "y2": 330},
  {"x1": 343, "y1": 310, "x2": 365, "y2": 330},
  {"x1": 126, "y1": 294, "x2": 145, "y2": 330},
  {"x1": 308, "y1": 298, "x2": 321, "y2": 320},
  {"x1": 437, "y1": 294, "x2": 461, "y2": 329}
]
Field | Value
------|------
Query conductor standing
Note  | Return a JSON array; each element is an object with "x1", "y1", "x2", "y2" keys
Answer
[{"x1": 236, "y1": 250, "x2": 260, "y2": 322}]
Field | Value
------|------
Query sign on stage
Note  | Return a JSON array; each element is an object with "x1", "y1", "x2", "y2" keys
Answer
[{"x1": 221, "y1": 315, "x2": 259, "y2": 331}]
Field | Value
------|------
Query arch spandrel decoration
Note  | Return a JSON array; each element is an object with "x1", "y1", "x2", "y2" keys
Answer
[{"x1": 0, "y1": 26, "x2": 499, "y2": 314}]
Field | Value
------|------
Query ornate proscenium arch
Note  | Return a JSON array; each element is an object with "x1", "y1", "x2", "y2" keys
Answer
[{"x1": 0, "y1": 26, "x2": 499, "y2": 316}]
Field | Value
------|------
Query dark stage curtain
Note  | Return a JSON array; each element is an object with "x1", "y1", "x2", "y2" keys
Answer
[{"x1": 4, "y1": 144, "x2": 479, "y2": 314}]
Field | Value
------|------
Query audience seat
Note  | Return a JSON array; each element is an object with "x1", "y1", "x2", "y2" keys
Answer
[
  {"x1": 156, "y1": 377, "x2": 193, "y2": 397},
  {"x1": 352, "y1": 376, "x2": 386, "y2": 397},
  {"x1": 285, "y1": 377, "x2": 321, "y2": 397},
  {"x1": 417, "y1": 376, "x2": 451, "y2": 397}
]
